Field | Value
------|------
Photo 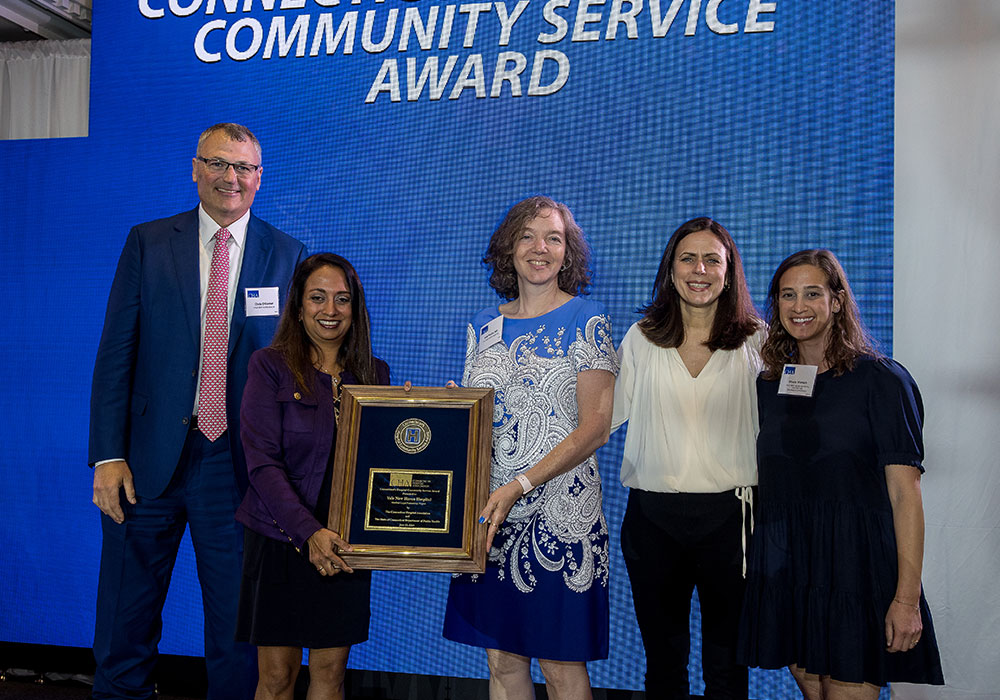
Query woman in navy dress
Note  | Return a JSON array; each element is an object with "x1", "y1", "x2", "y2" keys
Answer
[
  {"x1": 443, "y1": 196, "x2": 618, "y2": 699},
  {"x1": 739, "y1": 249, "x2": 944, "y2": 698},
  {"x1": 236, "y1": 253, "x2": 389, "y2": 700}
]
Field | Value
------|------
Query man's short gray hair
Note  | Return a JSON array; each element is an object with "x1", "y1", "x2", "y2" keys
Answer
[{"x1": 196, "y1": 123, "x2": 262, "y2": 162}]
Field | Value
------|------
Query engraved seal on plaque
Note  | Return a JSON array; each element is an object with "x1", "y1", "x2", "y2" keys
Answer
[{"x1": 394, "y1": 418, "x2": 432, "y2": 454}]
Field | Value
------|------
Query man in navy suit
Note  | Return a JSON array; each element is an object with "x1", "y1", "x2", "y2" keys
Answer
[{"x1": 89, "y1": 123, "x2": 307, "y2": 700}]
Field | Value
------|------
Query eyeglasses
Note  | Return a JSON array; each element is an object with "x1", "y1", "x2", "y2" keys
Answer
[{"x1": 195, "y1": 156, "x2": 260, "y2": 176}]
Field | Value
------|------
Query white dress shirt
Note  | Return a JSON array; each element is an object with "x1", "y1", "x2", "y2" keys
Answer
[{"x1": 612, "y1": 323, "x2": 765, "y2": 493}]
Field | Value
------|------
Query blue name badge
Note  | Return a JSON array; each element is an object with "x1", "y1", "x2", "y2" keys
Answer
[
  {"x1": 777, "y1": 363, "x2": 818, "y2": 397},
  {"x1": 245, "y1": 286, "x2": 280, "y2": 316},
  {"x1": 478, "y1": 315, "x2": 503, "y2": 352}
]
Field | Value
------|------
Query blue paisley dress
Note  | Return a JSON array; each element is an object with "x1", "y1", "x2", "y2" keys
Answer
[{"x1": 442, "y1": 296, "x2": 619, "y2": 661}]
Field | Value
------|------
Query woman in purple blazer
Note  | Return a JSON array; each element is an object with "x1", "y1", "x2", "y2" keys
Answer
[{"x1": 235, "y1": 253, "x2": 389, "y2": 700}]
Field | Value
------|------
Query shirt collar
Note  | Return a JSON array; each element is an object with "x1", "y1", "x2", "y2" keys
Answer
[{"x1": 198, "y1": 205, "x2": 250, "y2": 251}]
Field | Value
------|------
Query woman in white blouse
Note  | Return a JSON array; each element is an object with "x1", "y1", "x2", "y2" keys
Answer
[{"x1": 612, "y1": 217, "x2": 763, "y2": 700}]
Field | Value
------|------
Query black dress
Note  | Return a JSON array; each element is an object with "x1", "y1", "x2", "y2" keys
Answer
[
  {"x1": 738, "y1": 357, "x2": 944, "y2": 686},
  {"x1": 235, "y1": 396, "x2": 371, "y2": 649}
]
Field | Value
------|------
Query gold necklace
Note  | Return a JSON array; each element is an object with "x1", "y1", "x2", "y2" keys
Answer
[
  {"x1": 313, "y1": 361, "x2": 343, "y2": 423},
  {"x1": 331, "y1": 373, "x2": 342, "y2": 424}
]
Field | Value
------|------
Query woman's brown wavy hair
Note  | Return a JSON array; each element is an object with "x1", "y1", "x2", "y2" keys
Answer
[
  {"x1": 760, "y1": 249, "x2": 880, "y2": 380},
  {"x1": 483, "y1": 196, "x2": 592, "y2": 300}
]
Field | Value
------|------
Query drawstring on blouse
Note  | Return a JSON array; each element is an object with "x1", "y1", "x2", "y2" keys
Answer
[{"x1": 735, "y1": 486, "x2": 755, "y2": 578}]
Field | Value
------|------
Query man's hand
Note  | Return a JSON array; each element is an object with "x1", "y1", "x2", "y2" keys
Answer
[{"x1": 93, "y1": 460, "x2": 136, "y2": 524}]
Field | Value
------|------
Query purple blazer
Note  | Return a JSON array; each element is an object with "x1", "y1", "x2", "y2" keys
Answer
[{"x1": 235, "y1": 346, "x2": 390, "y2": 548}]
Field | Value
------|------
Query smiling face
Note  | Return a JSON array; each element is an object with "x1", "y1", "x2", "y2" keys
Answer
[
  {"x1": 671, "y1": 229, "x2": 728, "y2": 310},
  {"x1": 777, "y1": 263, "x2": 842, "y2": 351},
  {"x1": 299, "y1": 265, "x2": 353, "y2": 357},
  {"x1": 192, "y1": 130, "x2": 261, "y2": 227},
  {"x1": 511, "y1": 208, "x2": 567, "y2": 292}
]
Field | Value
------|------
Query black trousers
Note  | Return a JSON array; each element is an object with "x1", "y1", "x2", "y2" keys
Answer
[{"x1": 621, "y1": 488, "x2": 752, "y2": 700}]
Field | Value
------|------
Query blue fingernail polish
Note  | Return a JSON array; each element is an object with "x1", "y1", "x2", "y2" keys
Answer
[{"x1": 478, "y1": 516, "x2": 485, "y2": 524}]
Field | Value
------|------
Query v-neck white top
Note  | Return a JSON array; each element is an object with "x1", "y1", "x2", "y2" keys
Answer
[{"x1": 612, "y1": 322, "x2": 765, "y2": 493}]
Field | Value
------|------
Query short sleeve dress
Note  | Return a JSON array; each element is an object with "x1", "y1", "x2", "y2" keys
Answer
[
  {"x1": 442, "y1": 296, "x2": 619, "y2": 661},
  {"x1": 738, "y1": 357, "x2": 944, "y2": 686}
]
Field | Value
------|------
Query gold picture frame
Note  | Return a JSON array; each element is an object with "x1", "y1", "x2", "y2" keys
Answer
[{"x1": 327, "y1": 386, "x2": 493, "y2": 572}]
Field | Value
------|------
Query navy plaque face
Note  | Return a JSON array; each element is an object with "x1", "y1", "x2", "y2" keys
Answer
[
  {"x1": 347, "y1": 405, "x2": 466, "y2": 550},
  {"x1": 365, "y1": 469, "x2": 452, "y2": 533}
]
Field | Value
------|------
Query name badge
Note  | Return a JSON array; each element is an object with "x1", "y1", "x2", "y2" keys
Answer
[
  {"x1": 479, "y1": 316, "x2": 503, "y2": 352},
  {"x1": 777, "y1": 364, "x2": 818, "y2": 397},
  {"x1": 245, "y1": 287, "x2": 280, "y2": 317}
]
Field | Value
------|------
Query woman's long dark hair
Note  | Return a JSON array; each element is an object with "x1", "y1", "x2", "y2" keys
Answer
[
  {"x1": 760, "y1": 249, "x2": 879, "y2": 380},
  {"x1": 638, "y1": 217, "x2": 759, "y2": 350},
  {"x1": 271, "y1": 253, "x2": 377, "y2": 393}
]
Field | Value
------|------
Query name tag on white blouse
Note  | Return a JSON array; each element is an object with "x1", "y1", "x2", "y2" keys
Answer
[
  {"x1": 479, "y1": 316, "x2": 504, "y2": 352},
  {"x1": 778, "y1": 364, "x2": 818, "y2": 397},
  {"x1": 245, "y1": 287, "x2": 280, "y2": 316}
]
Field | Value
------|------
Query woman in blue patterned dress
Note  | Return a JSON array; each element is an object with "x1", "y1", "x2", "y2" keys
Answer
[{"x1": 443, "y1": 196, "x2": 619, "y2": 699}]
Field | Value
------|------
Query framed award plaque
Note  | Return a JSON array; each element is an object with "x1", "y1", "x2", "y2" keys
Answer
[{"x1": 327, "y1": 386, "x2": 493, "y2": 572}]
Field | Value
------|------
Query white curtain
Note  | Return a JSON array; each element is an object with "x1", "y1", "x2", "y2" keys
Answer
[
  {"x1": 0, "y1": 38, "x2": 89, "y2": 140},
  {"x1": 894, "y1": 1, "x2": 1000, "y2": 698}
]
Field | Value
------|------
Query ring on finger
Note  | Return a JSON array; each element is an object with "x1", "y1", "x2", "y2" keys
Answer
[{"x1": 318, "y1": 566, "x2": 326, "y2": 574}]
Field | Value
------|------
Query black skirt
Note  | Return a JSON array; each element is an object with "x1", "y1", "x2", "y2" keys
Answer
[{"x1": 235, "y1": 527, "x2": 372, "y2": 649}]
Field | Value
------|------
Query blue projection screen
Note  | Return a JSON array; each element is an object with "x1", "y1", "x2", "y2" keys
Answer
[{"x1": 0, "y1": 0, "x2": 892, "y2": 695}]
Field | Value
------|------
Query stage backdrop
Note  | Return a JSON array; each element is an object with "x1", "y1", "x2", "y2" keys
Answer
[{"x1": 0, "y1": 0, "x2": 893, "y2": 695}]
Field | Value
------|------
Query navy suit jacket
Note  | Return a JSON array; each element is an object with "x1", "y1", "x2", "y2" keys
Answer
[{"x1": 88, "y1": 207, "x2": 307, "y2": 498}]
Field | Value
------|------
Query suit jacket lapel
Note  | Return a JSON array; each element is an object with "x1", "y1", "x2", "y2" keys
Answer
[
  {"x1": 169, "y1": 208, "x2": 202, "y2": 349},
  {"x1": 230, "y1": 214, "x2": 274, "y2": 357}
]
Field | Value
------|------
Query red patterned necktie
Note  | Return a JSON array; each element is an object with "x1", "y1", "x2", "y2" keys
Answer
[{"x1": 197, "y1": 227, "x2": 231, "y2": 441}]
